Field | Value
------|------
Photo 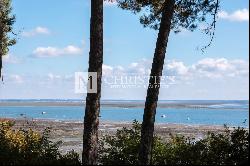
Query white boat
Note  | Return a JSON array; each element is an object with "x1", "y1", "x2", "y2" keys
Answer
[{"x1": 161, "y1": 114, "x2": 166, "y2": 118}]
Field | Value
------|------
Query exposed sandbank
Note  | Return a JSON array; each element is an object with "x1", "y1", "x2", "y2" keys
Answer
[{"x1": 1, "y1": 118, "x2": 241, "y2": 155}]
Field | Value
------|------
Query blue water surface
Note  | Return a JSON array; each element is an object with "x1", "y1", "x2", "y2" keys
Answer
[{"x1": 0, "y1": 105, "x2": 248, "y2": 127}]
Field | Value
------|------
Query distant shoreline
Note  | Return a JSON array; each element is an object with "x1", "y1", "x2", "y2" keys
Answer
[{"x1": 0, "y1": 100, "x2": 249, "y2": 109}]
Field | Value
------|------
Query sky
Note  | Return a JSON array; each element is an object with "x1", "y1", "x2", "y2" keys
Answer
[{"x1": 0, "y1": 0, "x2": 249, "y2": 100}]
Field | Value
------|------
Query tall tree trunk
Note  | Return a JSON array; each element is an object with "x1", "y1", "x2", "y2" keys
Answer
[
  {"x1": 139, "y1": 0, "x2": 175, "y2": 165},
  {"x1": 0, "y1": 2, "x2": 2, "y2": 78},
  {"x1": 82, "y1": 0, "x2": 103, "y2": 165},
  {"x1": 0, "y1": 55, "x2": 2, "y2": 79},
  {"x1": 0, "y1": 53, "x2": 2, "y2": 78},
  {"x1": 0, "y1": 22, "x2": 3, "y2": 79}
]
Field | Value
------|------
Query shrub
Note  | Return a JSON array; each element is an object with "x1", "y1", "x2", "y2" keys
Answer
[
  {"x1": 0, "y1": 120, "x2": 81, "y2": 166},
  {"x1": 98, "y1": 120, "x2": 249, "y2": 165},
  {"x1": 1, "y1": 119, "x2": 248, "y2": 165},
  {"x1": 98, "y1": 120, "x2": 141, "y2": 165},
  {"x1": 98, "y1": 120, "x2": 171, "y2": 165}
]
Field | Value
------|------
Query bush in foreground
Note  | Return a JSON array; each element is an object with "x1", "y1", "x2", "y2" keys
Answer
[
  {"x1": 0, "y1": 120, "x2": 81, "y2": 166},
  {"x1": 1, "y1": 119, "x2": 248, "y2": 165},
  {"x1": 98, "y1": 120, "x2": 249, "y2": 165}
]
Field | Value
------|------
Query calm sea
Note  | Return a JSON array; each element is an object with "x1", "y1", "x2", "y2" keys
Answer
[{"x1": 0, "y1": 100, "x2": 249, "y2": 127}]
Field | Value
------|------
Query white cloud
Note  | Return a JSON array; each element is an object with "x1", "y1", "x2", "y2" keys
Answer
[
  {"x1": 47, "y1": 73, "x2": 61, "y2": 81},
  {"x1": 33, "y1": 47, "x2": 58, "y2": 57},
  {"x1": 64, "y1": 45, "x2": 82, "y2": 55},
  {"x1": 2, "y1": 58, "x2": 248, "y2": 100},
  {"x1": 218, "y1": 9, "x2": 249, "y2": 22},
  {"x1": 166, "y1": 61, "x2": 188, "y2": 76},
  {"x1": 104, "y1": 0, "x2": 117, "y2": 7},
  {"x1": 128, "y1": 59, "x2": 151, "y2": 75},
  {"x1": 35, "y1": 27, "x2": 50, "y2": 34},
  {"x1": 9, "y1": 74, "x2": 23, "y2": 84},
  {"x1": 33, "y1": 45, "x2": 82, "y2": 58},
  {"x1": 98, "y1": 58, "x2": 249, "y2": 100},
  {"x1": 191, "y1": 58, "x2": 249, "y2": 78},
  {"x1": 48, "y1": 73, "x2": 54, "y2": 80},
  {"x1": 22, "y1": 26, "x2": 51, "y2": 37},
  {"x1": 102, "y1": 64, "x2": 113, "y2": 76},
  {"x1": 2, "y1": 54, "x2": 21, "y2": 64},
  {"x1": 102, "y1": 58, "x2": 249, "y2": 79}
]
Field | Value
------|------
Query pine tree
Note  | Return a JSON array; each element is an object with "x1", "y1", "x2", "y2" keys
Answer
[
  {"x1": 117, "y1": 0, "x2": 219, "y2": 164},
  {"x1": 0, "y1": 0, "x2": 16, "y2": 79},
  {"x1": 82, "y1": 0, "x2": 103, "y2": 165}
]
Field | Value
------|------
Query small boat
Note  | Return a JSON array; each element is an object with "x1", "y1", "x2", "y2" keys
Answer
[
  {"x1": 187, "y1": 117, "x2": 190, "y2": 121},
  {"x1": 243, "y1": 119, "x2": 247, "y2": 124},
  {"x1": 161, "y1": 114, "x2": 166, "y2": 118},
  {"x1": 41, "y1": 112, "x2": 46, "y2": 114}
]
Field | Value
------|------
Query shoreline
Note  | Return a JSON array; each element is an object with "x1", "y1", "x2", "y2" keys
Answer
[{"x1": 0, "y1": 100, "x2": 248, "y2": 109}]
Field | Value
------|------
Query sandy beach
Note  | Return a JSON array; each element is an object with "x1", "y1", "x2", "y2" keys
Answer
[{"x1": 1, "y1": 118, "x2": 235, "y2": 155}]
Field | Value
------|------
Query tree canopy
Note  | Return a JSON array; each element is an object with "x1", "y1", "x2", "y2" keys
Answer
[
  {"x1": 117, "y1": 0, "x2": 219, "y2": 50},
  {"x1": 116, "y1": 1, "x2": 220, "y2": 164},
  {"x1": 117, "y1": 0, "x2": 219, "y2": 31},
  {"x1": 0, "y1": 0, "x2": 16, "y2": 78}
]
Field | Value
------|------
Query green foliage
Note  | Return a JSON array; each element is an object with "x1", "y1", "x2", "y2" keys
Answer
[
  {"x1": 98, "y1": 120, "x2": 142, "y2": 165},
  {"x1": 0, "y1": 0, "x2": 16, "y2": 56},
  {"x1": 0, "y1": 120, "x2": 81, "y2": 166},
  {"x1": 99, "y1": 120, "x2": 249, "y2": 165},
  {"x1": 1, "y1": 119, "x2": 248, "y2": 165},
  {"x1": 98, "y1": 120, "x2": 173, "y2": 165},
  {"x1": 117, "y1": 0, "x2": 220, "y2": 51},
  {"x1": 117, "y1": 0, "x2": 219, "y2": 33},
  {"x1": 1, "y1": 0, "x2": 17, "y2": 78}
]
